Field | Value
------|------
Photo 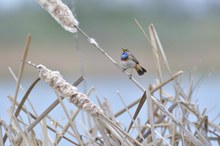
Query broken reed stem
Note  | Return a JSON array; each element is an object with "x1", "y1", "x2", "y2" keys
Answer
[
  {"x1": 54, "y1": 109, "x2": 80, "y2": 145},
  {"x1": 15, "y1": 96, "x2": 66, "y2": 144},
  {"x1": 115, "y1": 71, "x2": 183, "y2": 117},
  {"x1": 56, "y1": 94, "x2": 84, "y2": 146},
  {"x1": 141, "y1": 102, "x2": 178, "y2": 140},
  {"x1": 3, "y1": 78, "x2": 40, "y2": 143},
  {"x1": 15, "y1": 76, "x2": 84, "y2": 144},
  {"x1": 127, "y1": 91, "x2": 146, "y2": 133},
  {"x1": 0, "y1": 120, "x2": 16, "y2": 145},
  {"x1": 10, "y1": 34, "x2": 31, "y2": 124},
  {"x1": 146, "y1": 90, "x2": 157, "y2": 146},
  {"x1": 8, "y1": 95, "x2": 78, "y2": 145},
  {"x1": 27, "y1": 63, "x2": 142, "y2": 146},
  {"x1": 0, "y1": 124, "x2": 3, "y2": 146},
  {"x1": 150, "y1": 94, "x2": 204, "y2": 146},
  {"x1": 15, "y1": 78, "x2": 40, "y2": 118},
  {"x1": 116, "y1": 91, "x2": 144, "y2": 140},
  {"x1": 55, "y1": 87, "x2": 94, "y2": 145},
  {"x1": 149, "y1": 24, "x2": 189, "y2": 100},
  {"x1": 7, "y1": 67, "x2": 77, "y2": 143}
]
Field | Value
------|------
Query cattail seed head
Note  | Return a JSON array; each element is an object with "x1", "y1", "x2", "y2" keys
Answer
[
  {"x1": 36, "y1": 0, "x2": 79, "y2": 33},
  {"x1": 36, "y1": 64, "x2": 104, "y2": 116}
]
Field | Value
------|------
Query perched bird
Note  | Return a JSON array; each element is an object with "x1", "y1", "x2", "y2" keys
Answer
[{"x1": 120, "y1": 48, "x2": 147, "y2": 76}]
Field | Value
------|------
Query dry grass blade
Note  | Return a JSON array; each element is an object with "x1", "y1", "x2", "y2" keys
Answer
[
  {"x1": 3, "y1": 78, "x2": 40, "y2": 143},
  {"x1": 56, "y1": 94, "x2": 84, "y2": 146},
  {"x1": 0, "y1": 123, "x2": 3, "y2": 146},
  {"x1": 76, "y1": 23, "x2": 202, "y2": 145},
  {"x1": 146, "y1": 90, "x2": 157, "y2": 146},
  {"x1": 15, "y1": 78, "x2": 40, "y2": 117},
  {"x1": 2, "y1": 2, "x2": 220, "y2": 144},
  {"x1": 149, "y1": 24, "x2": 188, "y2": 99},
  {"x1": 7, "y1": 96, "x2": 79, "y2": 145},
  {"x1": 54, "y1": 109, "x2": 80, "y2": 145},
  {"x1": 15, "y1": 76, "x2": 84, "y2": 144},
  {"x1": 134, "y1": 19, "x2": 150, "y2": 42},
  {"x1": 149, "y1": 24, "x2": 163, "y2": 100},
  {"x1": 149, "y1": 24, "x2": 170, "y2": 71},
  {"x1": 115, "y1": 71, "x2": 183, "y2": 117},
  {"x1": 0, "y1": 120, "x2": 16, "y2": 145},
  {"x1": 150, "y1": 94, "x2": 204, "y2": 146},
  {"x1": 141, "y1": 102, "x2": 178, "y2": 140},
  {"x1": 117, "y1": 91, "x2": 144, "y2": 141},
  {"x1": 11, "y1": 34, "x2": 31, "y2": 122},
  {"x1": 55, "y1": 87, "x2": 94, "y2": 145},
  {"x1": 127, "y1": 91, "x2": 146, "y2": 133}
]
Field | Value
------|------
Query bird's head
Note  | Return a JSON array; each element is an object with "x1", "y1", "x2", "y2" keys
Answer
[{"x1": 122, "y1": 48, "x2": 128, "y2": 52}]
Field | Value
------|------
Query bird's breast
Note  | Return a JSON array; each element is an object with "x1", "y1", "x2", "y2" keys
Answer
[{"x1": 121, "y1": 59, "x2": 136, "y2": 68}]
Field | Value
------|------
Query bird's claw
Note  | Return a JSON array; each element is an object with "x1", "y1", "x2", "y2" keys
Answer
[
  {"x1": 128, "y1": 74, "x2": 132, "y2": 79},
  {"x1": 122, "y1": 67, "x2": 126, "y2": 72}
]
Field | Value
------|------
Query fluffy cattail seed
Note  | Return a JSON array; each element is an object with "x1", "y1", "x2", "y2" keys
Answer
[{"x1": 36, "y1": 0, "x2": 79, "y2": 33}]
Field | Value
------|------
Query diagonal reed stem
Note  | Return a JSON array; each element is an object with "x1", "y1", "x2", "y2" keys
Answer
[
  {"x1": 14, "y1": 76, "x2": 84, "y2": 145},
  {"x1": 10, "y1": 34, "x2": 31, "y2": 124},
  {"x1": 75, "y1": 25, "x2": 203, "y2": 145}
]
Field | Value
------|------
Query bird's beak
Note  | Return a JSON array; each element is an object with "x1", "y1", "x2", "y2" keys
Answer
[{"x1": 122, "y1": 48, "x2": 127, "y2": 52}]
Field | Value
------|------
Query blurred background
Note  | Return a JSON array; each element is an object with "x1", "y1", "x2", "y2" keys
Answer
[{"x1": 0, "y1": 0, "x2": 220, "y2": 144}]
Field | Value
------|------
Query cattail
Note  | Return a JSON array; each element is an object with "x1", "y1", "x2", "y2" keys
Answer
[
  {"x1": 35, "y1": 0, "x2": 79, "y2": 33},
  {"x1": 36, "y1": 64, "x2": 103, "y2": 116},
  {"x1": 32, "y1": 63, "x2": 142, "y2": 146}
]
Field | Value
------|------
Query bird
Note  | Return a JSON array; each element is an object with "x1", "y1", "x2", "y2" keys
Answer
[{"x1": 120, "y1": 48, "x2": 147, "y2": 76}]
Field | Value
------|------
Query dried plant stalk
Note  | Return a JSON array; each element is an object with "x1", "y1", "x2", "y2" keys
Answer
[
  {"x1": 36, "y1": 64, "x2": 103, "y2": 116},
  {"x1": 29, "y1": 63, "x2": 142, "y2": 146},
  {"x1": 11, "y1": 34, "x2": 31, "y2": 122}
]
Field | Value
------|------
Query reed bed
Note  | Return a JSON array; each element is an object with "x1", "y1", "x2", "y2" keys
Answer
[{"x1": 1, "y1": 0, "x2": 220, "y2": 145}]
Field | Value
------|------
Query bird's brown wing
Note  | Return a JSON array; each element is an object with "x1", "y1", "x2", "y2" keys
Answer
[{"x1": 128, "y1": 51, "x2": 139, "y2": 64}]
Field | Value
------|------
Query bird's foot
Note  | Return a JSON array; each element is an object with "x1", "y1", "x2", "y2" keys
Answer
[
  {"x1": 122, "y1": 67, "x2": 127, "y2": 72},
  {"x1": 128, "y1": 74, "x2": 132, "y2": 79}
]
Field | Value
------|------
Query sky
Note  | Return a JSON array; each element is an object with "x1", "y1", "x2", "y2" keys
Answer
[{"x1": 0, "y1": 0, "x2": 220, "y2": 12}]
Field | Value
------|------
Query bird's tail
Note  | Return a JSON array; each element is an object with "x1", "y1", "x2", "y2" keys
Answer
[{"x1": 135, "y1": 64, "x2": 147, "y2": 76}]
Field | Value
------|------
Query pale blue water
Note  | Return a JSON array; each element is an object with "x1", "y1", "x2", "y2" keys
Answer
[{"x1": 0, "y1": 74, "x2": 219, "y2": 145}]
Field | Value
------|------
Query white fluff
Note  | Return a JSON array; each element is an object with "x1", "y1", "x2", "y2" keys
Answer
[
  {"x1": 36, "y1": 0, "x2": 79, "y2": 33},
  {"x1": 36, "y1": 64, "x2": 103, "y2": 116}
]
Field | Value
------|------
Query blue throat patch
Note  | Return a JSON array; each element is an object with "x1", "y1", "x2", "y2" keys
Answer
[{"x1": 121, "y1": 52, "x2": 128, "y2": 60}]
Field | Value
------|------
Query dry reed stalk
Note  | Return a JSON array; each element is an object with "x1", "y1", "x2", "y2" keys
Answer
[
  {"x1": 0, "y1": 120, "x2": 16, "y2": 145},
  {"x1": 34, "y1": 2, "x2": 204, "y2": 144},
  {"x1": 14, "y1": 75, "x2": 84, "y2": 145},
  {"x1": 54, "y1": 87, "x2": 95, "y2": 145},
  {"x1": 116, "y1": 91, "x2": 144, "y2": 140},
  {"x1": 4, "y1": 2, "x2": 219, "y2": 145},
  {"x1": 25, "y1": 62, "x2": 143, "y2": 146},
  {"x1": 148, "y1": 22, "x2": 163, "y2": 101},
  {"x1": 149, "y1": 25, "x2": 189, "y2": 100},
  {"x1": 146, "y1": 90, "x2": 157, "y2": 146},
  {"x1": 10, "y1": 34, "x2": 31, "y2": 124},
  {"x1": 139, "y1": 103, "x2": 178, "y2": 141},
  {"x1": 7, "y1": 95, "x2": 76, "y2": 144},
  {"x1": 56, "y1": 94, "x2": 84, "y2": 145},
  {"x1": 54, "y1": 109, "x2": 80, "y2": 145},
  {"x1": 11, "y1": 115, "x2": 32, "y2": 146},
  {"x1": 127, "y1": 91, "x2": 146, "y2": 133},
  {"x1": 7, "y1": 77, "x2": 45, "y2": 145},
  {"x1": 8, "y1": 66, "x2": 53, "y2": 143},
  {"x1": 115, "y1": 71, "x2": 183, "y2": 117},
  {"x1": 0, "y1": 124, "x2": 3, "y2": 146},
  {"x1": 15, "y1": 78, "x2": 40, "y2": 118}
]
